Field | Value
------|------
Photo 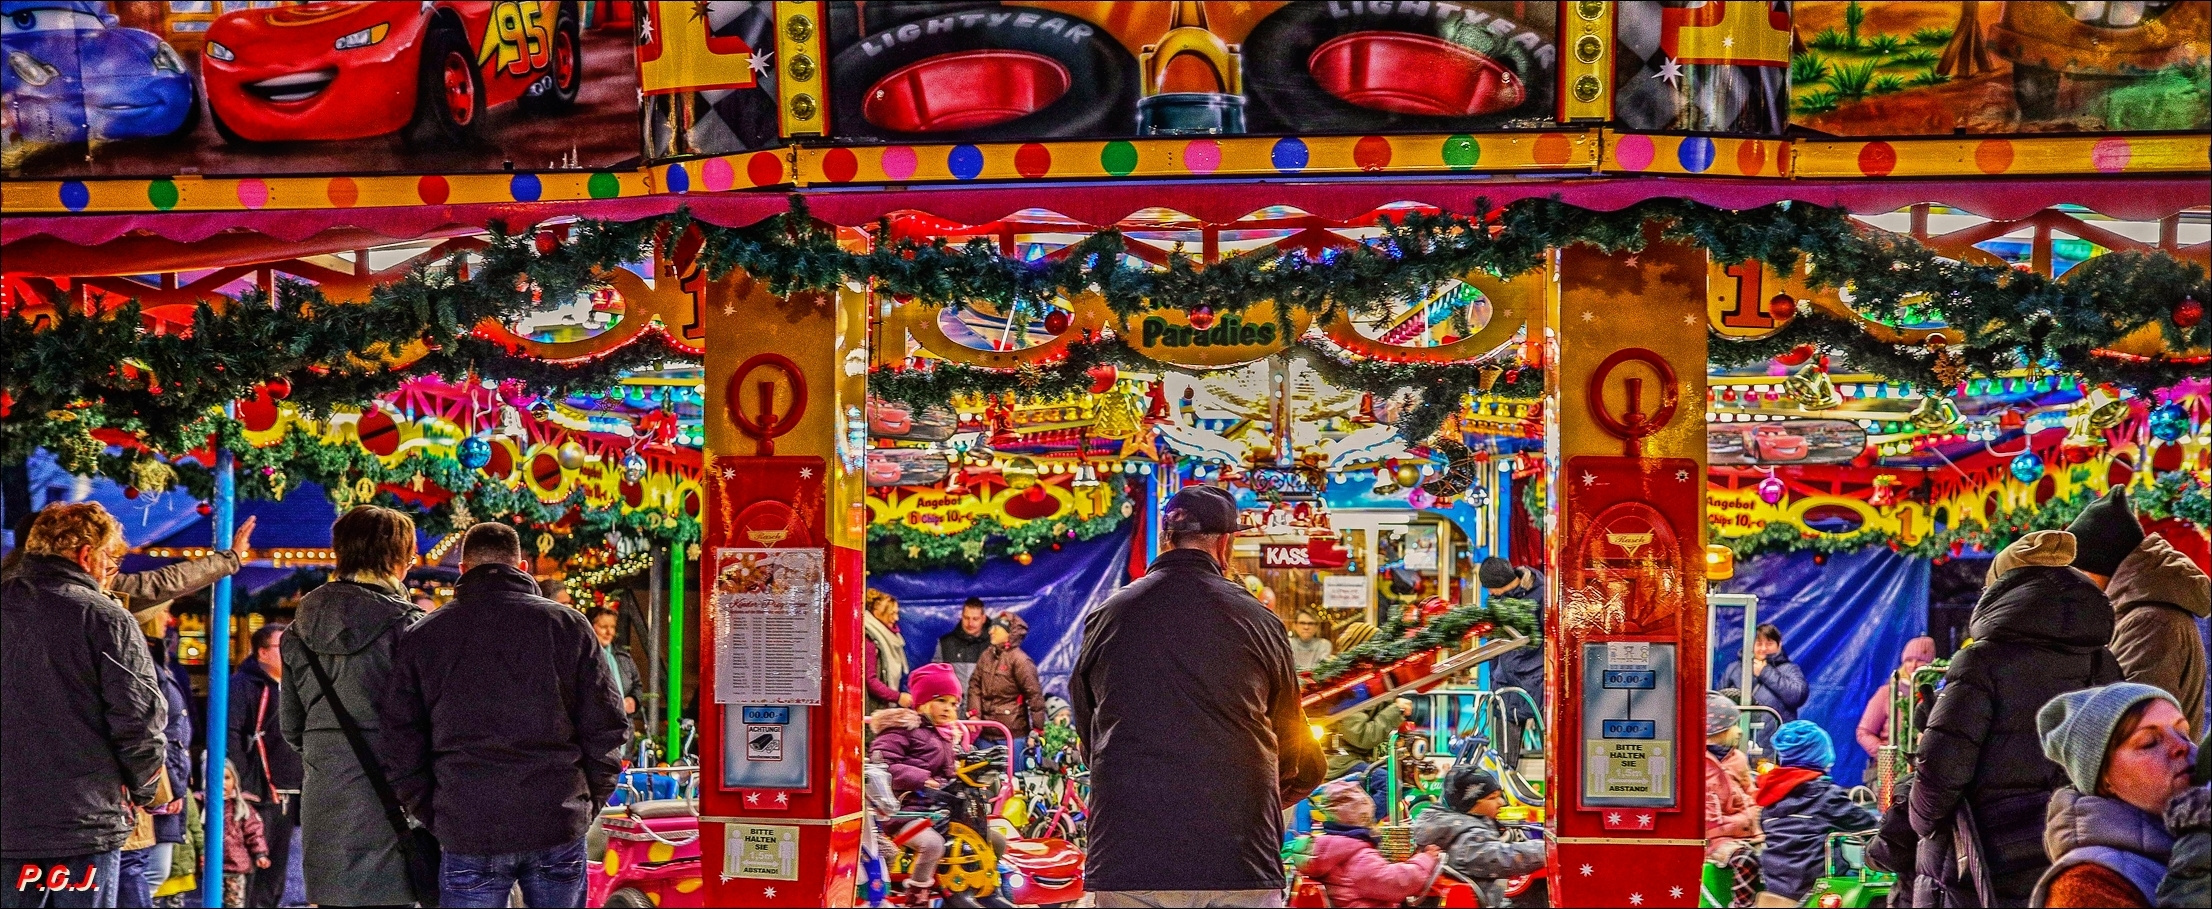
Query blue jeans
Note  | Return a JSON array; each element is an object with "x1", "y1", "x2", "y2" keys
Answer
[
  {"x1": 438, "y1": 838, "x2": 587, "y2": 908},
  {"x1": 111, "y1": 850, "x2": 149, "y2": 909},
  {"x1": 2, "y1": 852, "x2": 122, "y2": 909}
]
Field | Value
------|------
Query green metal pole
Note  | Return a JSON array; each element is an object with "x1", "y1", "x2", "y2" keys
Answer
[{"x1": 666, "y1": 545, "x2": 686, "y2": 763}]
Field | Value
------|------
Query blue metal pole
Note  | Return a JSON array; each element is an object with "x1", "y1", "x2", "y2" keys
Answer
[{"x1": 201, "y1": 440, "x2": 235, "y2": 909}]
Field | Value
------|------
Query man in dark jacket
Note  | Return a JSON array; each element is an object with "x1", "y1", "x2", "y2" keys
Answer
[
  {"x1": 1909, "y1": 531, "x2": 2123, "y2": 907},
  {"x1": 1717, "y1": 622, "x2": 1810, "y2": 753},
  {"x1": 936, "y1": 598, "x2": 992, "y2": 690},
  {"x1": 378, "y1": 523, "x2": 627, "y2": 908},
  {"x1": 230, "y1": 621, "x2": 299, "y2": 908},
  {"x1": 1071, "y1": 486, "x2": 1326, "y2": 907},
  {"x1": 0, "y1": 503, "x2": 168, "y2": 909},
  {"x1": 1479, "y1": 557, "x2": 1547, "y2": 767}
]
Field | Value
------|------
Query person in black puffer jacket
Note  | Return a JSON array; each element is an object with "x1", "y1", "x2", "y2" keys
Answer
[{"x1": 1909, "y1": 530, "x2": 2123, "y2": 907}]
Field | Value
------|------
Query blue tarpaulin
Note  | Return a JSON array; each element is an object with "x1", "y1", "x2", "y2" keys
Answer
[
  {"x1": 1714, "y1": 547, "x2": 1930, "y2": 786},
  {"x1": 871, "y1": 524, "x2": 1135, "y2": 699}
]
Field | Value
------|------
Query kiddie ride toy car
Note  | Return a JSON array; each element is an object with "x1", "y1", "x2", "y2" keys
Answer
[
  {"x1": 2, "y1": 0, "x2": 198, "y2": 148},
  {"x1": 199, "y1": 0, "x2": 582, "y2": 147},
  {"x1": 872, "y1": 722, "x2": 1085, "y2": 908},
  {"x1": 1799, "y1": 830, "x2": 1894, "y2": 909},
  {"x1": 587, "y1": 765, "x2": 704, "y2": 909}
]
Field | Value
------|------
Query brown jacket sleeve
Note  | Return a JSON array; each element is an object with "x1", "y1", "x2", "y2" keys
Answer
[
  {"x1": 1015, "y1": 652, "x2": 1047, "y2": 735},
  {"x1": 112, "y1": 551, "x2": 242, "y2": 608}
]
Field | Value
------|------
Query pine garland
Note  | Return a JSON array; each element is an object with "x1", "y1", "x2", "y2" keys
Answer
[
  {"x1": 1305, "y1": 597, "x2": 1540, "y2": 687},
  {"x1": 866, "y1": 480, "x2": 1133, "y2": 573},
  {"x1": 1717, "y1": 471, "x2": 2210, "y2": 561}
]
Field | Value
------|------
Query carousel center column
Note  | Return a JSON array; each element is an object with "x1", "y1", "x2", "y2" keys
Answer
[
  {"x1": 1543, "y1": 236, "x2": 1711, "y2": 906},
  {"x1": 699, "y1": 272, "x2": 868, "y2": 906}
]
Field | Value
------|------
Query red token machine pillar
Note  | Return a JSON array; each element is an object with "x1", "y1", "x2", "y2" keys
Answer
[
  {"x1": 1544, "y1": 238, "x2": 1710, "y2": 906},
  {"x1": 700, "y1": 271, "x2": 868, "y2": 906}
]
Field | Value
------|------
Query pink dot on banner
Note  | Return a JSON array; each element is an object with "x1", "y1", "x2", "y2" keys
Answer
[
  {"x1": 2091, "y1": 137, "x2": 2131, "y2": 173},
  {"x1": 881, "y1": 146, "x2": 919, "y2": 181},
  {"x1": 1613, "y1": 133, "x2": 1654, "y2": 171},
  {"x1": 236, "y1": 178, "x2": 268, "y2": 209},
  {"x1": 1183, "y1": 139, "x2": 1221, "y2": 175},
  {"x1": 700, "y1": 157, "x2": 735, "y2": 192}
]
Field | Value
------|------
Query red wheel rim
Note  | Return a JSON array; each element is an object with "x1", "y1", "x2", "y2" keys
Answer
[
  {"x1": 442, "y1": 52, "x2": 474, "y2": 125},
  {"x1": 553, "y1": 32, "x2": 576, "y2": 91},
  {"x1": 863, "y1": 50, "x2": 1070, "y2": 132},
  {"x1": 1307, "y1": 31, "x2": 1524, "y2": 117}
]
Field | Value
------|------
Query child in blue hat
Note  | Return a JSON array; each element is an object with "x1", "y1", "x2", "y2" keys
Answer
[{"x1": 1754, "y1": 721, "x2": 1881, "y2": 906}]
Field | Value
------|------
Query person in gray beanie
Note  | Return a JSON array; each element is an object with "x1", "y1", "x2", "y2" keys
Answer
[
  {"x1": 2032, "y1": 682, "x2": 2198, "y2": 908},
  {"x1": 1703, "y1": 692, "x2": 1762, "y2": 907}
]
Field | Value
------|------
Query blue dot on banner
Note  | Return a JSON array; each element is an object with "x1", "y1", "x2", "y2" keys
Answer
[
  {"x1": 666, "y1": 163, "x2": 690, "y2": 194},
  {"x1": 510, "y1": 173, "x2": 543, "y2": 201},
  {"x1": 59, "y1": 181, "x2": 90, "y2": 211},
  {"x1": 947, "y1": 145, "x2": 984, "y2": 180},
  {"x1": 1271, "y1": 137, "x2": 1309, "y2": 173},
  {"x1": 1678, "y1": 136, "x2": 1715, "y2": 174}
]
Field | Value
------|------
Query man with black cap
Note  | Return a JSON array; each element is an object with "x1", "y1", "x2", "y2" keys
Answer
[
  {"x1": 1071, "y1": 485, "x2": 1326, "y2": 907},
  {"x1": 2067, "y1": 487, "x2": 2210, "y2": 730},
  {"x1": 1479, "y1": 557, "x2": 1547, "y2": 767}
]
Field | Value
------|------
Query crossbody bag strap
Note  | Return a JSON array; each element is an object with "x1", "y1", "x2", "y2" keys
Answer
[
  {"x1": 298, "y1": 648, "x2": 416, "y2": 846},
  {"x1": 253, "y1": 686, "x2": 279, "y2": 805}
]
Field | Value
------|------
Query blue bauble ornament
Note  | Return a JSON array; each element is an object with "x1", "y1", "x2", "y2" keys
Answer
[
  {"x1": 2148, "y1": 401, "x2": 2190, "y2": 443},
  {"x1": 457, "y1": 435, "x2": 493, "y2": 470},
  {"x1": 2010, "y1": 451, "x2": 2045, "y2": 484}
]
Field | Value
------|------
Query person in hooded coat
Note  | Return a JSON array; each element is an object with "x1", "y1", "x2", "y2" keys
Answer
[
  {"x1": 2157, "y1": 733, "x2": 2209, "y2": 909},
  {"x1": 2066, "y1": 489, "x2": 2211, "y2": 733},
  {"x1": 1910, "y1": 530, "x2": 2124, "y2": 907},
  {"x1": 278, "y1": 507, "x2": 424, "y2": 907},
  {"x1": 1858, "y1": 637, "x2": 1938, "y2": 785},
  {"x1": 967, "y1": 613, "x2": 1046, "y2": 743}
]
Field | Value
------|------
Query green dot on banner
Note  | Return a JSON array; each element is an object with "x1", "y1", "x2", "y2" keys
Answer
[
  {"x1": 1100, "y1": 141, "x2": 1139, "y2": 177},
  {"x1": 148, "y1": 179, "x2": 179, "y2": 210},
  {"x1": 587, "y1": 172, "x2": 620, "y2": 199},
  {"x1": 1442, "y1": 135, "x2": 1480, "y2": 170}
]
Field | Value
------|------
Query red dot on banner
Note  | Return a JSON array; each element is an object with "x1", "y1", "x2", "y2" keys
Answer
[
  {"x1": 327, "y1": 176, "x2": 359, "y2": 207},
  {"x1": 417, "y1": 175, "x2": 450, "y2": 205},
  {"x1": 1858, "y1": 142, "x2": 1897, "y2": 177},
  {"x1": 1737, "y1": 140, "x2": 1766, "y2": 176},
  {"x1": 1975, "y1": 138, "x2": 2014, "y2": 174},
  {"x1": 746, "y1": 152, "x2": 784, "y2": 186},
  {"x1": 1353, "y1": 135, "x2": 1393, "y2": 171},
  {"x1": 821, "y1": 147, "x2": 859, "y2": 183},
  {"x1": 1014, "y1": 143, "x2": 1052, "y2": 178},
  {"x1": 1532, "y1": 132, "x2": 1573, "y2": 166}
]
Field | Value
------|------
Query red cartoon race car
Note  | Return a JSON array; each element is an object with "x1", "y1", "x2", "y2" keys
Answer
[{"x1": 200, "y1": 0, "x2": 579, "y2": 147}]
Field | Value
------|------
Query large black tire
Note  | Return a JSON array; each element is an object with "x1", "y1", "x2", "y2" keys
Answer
[
  {"x1": 603, "y1": 887, "x2": 655, "y2": 908},
  {"x1": 401, "y1": 22, "x2": 483, "y2": 150},
  {"x1": 827, "y1": 4, "x2": 1137, "y2": 142},
  {"x1": 1242, "y1": 1, "x2": 1556, "y2": 134},
  {"x1": 519, "y1": 1, "x2": 582, "y2": 114}
]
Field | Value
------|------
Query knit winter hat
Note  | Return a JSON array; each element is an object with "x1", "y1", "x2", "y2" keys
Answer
[
  {"x1": 1317, "y1": 778, "x2": 1375, "y2": 827},
  {"x1": 2065, "y1": 487, "x2": 2144, "y2": 579},
  {"x1": 906, "y1": 662, "x2": 962, "y2": 707},
  {"x1": 1442, "y1": 764, "x2": 1503, "y2": 813},
  {"x1": 1706, "y1": 691, "x2": 1742, "y2": 737},
  {"x1": 1773, "y1": 720, "x2": 1836, "y2": 772},
  {"x1": 1989, "y1": 529, "x2": 2078, "y2": 580},
  {"x1": 2037, "y1": 682, "x2": 2177, "y2": 794},
  {"x1": 1479, "y1": 557, "x2": 1518, "y2": 590}
]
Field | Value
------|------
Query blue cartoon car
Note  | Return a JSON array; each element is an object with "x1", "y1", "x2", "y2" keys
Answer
[{"x1": 2, "y1": 0, "x2": 196, "y2": 147}]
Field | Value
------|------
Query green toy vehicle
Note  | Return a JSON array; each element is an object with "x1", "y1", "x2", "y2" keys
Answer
[{"x1": 1799, "y1": 830, "x2": 1894, "y2": 909}]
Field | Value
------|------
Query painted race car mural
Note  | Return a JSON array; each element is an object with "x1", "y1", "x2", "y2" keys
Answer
[
  {"x1": 1, "y1": 1, "x2": 197, "y2": 155},
  {"x1": 3, "y1": 0, "x2": 638, "y2": 177}
]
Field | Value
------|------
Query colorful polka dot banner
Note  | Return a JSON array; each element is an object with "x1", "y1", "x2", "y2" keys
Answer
[{"x1": 3, "y1": 133, "x2": 2205, "y2": 215}]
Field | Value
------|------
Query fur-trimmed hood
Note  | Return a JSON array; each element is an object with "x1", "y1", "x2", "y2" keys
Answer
[{"x1": 867, "y1": 707, "x2": 921, "y2": 735}]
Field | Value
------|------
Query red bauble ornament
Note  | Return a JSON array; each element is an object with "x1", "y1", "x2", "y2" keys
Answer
[
  {"x1": 124, "y1": 486, "x2": 140, "y2": 499},
  {"x1": 1776, "y1": 343, "x2": 1815, "y2": 366},
  {"x1": 0, "y1": 389, "x2": 11, "y2": 418},
  {"x1": 1085, "y1": 364, "x2": 1118, "y2": 394},
  {"x1": 1768, "y1": 294, "x2": 1799, "y2": 322},
  {"x1": 197, "y1": 503, "x2": 212, "y2": 516},
  {"x1": 2176, "y1": 296, "x2": 2205, "y2": 329},
  {"x1": 1042, "y1": 308, "x2": 1072, "y2": 335},
  {"x1": 264, "y1": 377, "x2": 291, "y2": 400},
  {"x1": 534, "y1": 229, "x2": 560, "y2": 256},
  {"x1": 1188, "y1": 305, "x2": 1216, "y2": 331}
]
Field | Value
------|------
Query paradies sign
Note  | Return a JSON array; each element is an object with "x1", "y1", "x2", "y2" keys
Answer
[{"x1": 1121, "y1": 301, "x2": 1310, "y2": 368}]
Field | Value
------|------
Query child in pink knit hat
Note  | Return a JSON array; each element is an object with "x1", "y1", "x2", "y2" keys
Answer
[
  {"x1": 1295, "y1": 778, "x2": 1441, "y2": 908},
  {"x1": 868, "y1": 662, "x2": 964, "y2": 900}
]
